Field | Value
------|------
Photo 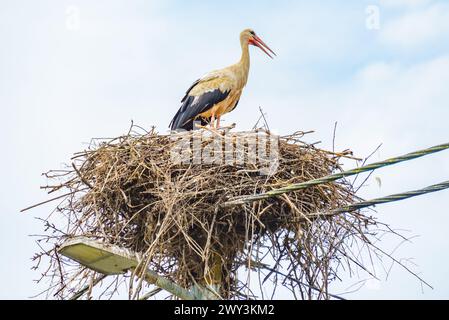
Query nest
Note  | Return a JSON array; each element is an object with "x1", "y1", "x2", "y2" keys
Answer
[{"x1": 32, "y1": 125, "x2": 391, "y2": 300}]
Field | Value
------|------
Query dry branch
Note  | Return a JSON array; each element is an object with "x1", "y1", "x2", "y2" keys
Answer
[{"x1": 28, "y1": 125, "x2": 424, "y2": 299}]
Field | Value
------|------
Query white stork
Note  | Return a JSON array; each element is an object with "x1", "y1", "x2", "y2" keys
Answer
[{"x1": 169, "y1": 29, "x2": 275, "y2": 131}]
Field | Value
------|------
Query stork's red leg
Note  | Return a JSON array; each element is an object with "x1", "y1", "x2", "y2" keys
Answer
[
  {"x1": 210, "y1": 114, "x2": 216, "y2": 128},
  {"x1": 216, "y1": 116, "x2": 221, "y2": 129}
]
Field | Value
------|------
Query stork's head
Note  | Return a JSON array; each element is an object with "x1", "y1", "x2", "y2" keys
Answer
[{"x1": 240, "y1": 29, "x2": 276, "y2": 59}]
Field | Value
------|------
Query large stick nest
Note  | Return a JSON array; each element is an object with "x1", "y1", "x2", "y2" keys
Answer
[{"x1": 32, "y1": 125, "x2": 393, "y2": 300}]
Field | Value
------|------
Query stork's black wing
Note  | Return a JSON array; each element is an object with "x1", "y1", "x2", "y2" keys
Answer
[{"x1": 169, "y1": 80, "x2": 230, "y2": 131}]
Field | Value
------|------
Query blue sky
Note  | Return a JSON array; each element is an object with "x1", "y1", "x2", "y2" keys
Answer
[{"x1": 1, "y1": 0, "x2": 449, "y2": 299}]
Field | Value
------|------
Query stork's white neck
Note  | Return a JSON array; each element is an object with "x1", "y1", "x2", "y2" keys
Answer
[{"x1": 236, "y1": 41, "x2": 250, "y2": 88}]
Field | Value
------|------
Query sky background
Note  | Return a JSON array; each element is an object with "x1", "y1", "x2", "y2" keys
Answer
[{"x1": 1, "y1": 0, "x2": 449, "y2": 299}]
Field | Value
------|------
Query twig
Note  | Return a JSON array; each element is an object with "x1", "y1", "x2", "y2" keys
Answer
[
  {"x1": 21, "y1": 189, "x2": 88, "y2": 213},
  {"x1": 69, "y1": 274, "x2": 108, "y2": 300},
  {"x1": 223, "y1": 142, "x2": 449, "y2": 207}
]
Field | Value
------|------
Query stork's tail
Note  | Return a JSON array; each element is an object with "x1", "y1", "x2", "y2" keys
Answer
[{"x1": 169, "y1": 116, "x2": 209, "y2": 131}]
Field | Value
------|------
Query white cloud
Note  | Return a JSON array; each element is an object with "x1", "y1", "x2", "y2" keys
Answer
[
  {"x1": 255, "y1": 55, "x2": 449, "y2": 152},
  {"x1": 335, "y1": 56, "x2": 449, "y2": 151},
  {"x1": 380, "y1": 0, "x2": 431, "y2": 7},
  {"x1": 380, "y1": 3, "x2": 449, "y2": 48}
]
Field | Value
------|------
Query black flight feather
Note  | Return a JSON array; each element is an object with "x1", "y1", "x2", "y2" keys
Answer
[{"x1": 170, "y1": 87, "x2": 230, "y2": 131}]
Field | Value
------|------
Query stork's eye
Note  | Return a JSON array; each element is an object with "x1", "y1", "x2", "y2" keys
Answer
[{"x1": 250, "y1": 30, "x2": 255, "y2": 35}]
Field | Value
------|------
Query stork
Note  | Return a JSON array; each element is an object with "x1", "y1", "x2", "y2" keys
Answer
[{"x1": 169, "y1": 29, "x2": 275, "y2": 131}]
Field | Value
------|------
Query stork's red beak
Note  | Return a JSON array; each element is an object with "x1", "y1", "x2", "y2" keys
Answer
[{"x1": 249, "y1": 35, "x2": 276, "y2": 59}]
